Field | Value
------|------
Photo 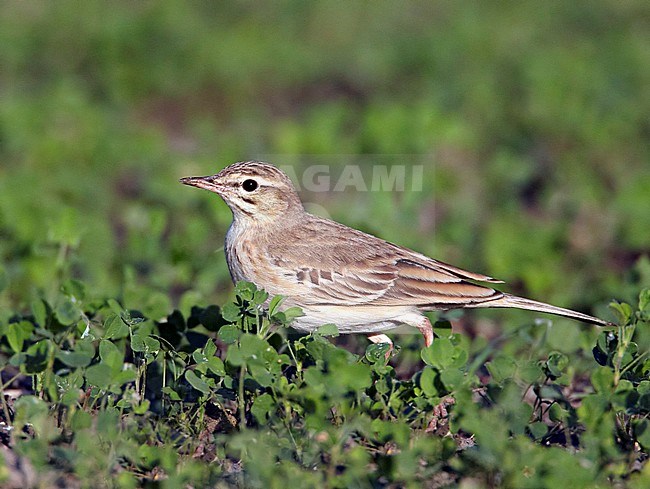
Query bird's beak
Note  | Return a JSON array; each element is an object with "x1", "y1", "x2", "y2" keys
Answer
[{"x1": 179, "y1": 175, "x2": 223, "y2": 194}]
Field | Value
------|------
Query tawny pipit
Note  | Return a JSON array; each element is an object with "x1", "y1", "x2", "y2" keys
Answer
[{"x1": 181, "y1": 161, "x2": 610, "y2": 349}]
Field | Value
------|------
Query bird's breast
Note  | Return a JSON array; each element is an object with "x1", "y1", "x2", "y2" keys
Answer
[
  {"x1": 224, "y1": 224, "x2": 253, "y2": 284},
  {"x1": 225, "y1": 223, "x2": 304, "y2": 297},
  {"x1": 225, "y1": 224, "x2": 271, "y2": 284}
]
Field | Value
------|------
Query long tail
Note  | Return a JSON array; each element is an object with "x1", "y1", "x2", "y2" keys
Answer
[{"x1": 466, "y1": 293, "x2": 612, "y2": 326}]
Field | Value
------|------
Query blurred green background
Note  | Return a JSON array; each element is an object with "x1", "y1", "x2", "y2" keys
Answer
[{"x1": 1, "y1": 0, "x2": 648, "y2": 326}]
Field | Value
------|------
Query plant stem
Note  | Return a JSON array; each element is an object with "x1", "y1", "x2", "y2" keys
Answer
[
  {"x1": 238, "y1": 365, "x2": 246, "y2": 430},
  {"x1": 0, "y1": 370, "x2": 14, "y2": 446}
]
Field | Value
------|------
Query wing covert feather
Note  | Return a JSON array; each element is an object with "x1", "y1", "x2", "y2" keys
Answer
[{"x1": 263, "y1": 216, "x2": 504, "y2": 307}]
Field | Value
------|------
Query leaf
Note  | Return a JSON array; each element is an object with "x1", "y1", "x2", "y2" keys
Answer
[
  {"x1": 365, "y1": 342, "x2": 390, "y2": 363},
  {"x1": 199, "y1": 305, "x2": 224, "y2": 331},
  {"x1": 107, "y1": 298, "x2": 126, "y2": 316},
  {"x1": 31, "y1": 299, "x2": 48, "y2": 328},
  {"x1": 593, "y1": 331, "x2": 616, "y2": 366},
  {"x1": 59, "y1": 371, "x2": 85, "y2": 406},
  {"x1": 528, "y1": 422, "x2": 548, "y2": 440},
  {"x1": 537, "y1": 385, "x2": 565, "y2": 401},
  {"x1": 49, "y1": 207, "x2": 81, "y2": 247},
  {"x1": 316, "y1": 323, "x2": 339, "y2": 337},
  {"x1": 85, "y1": 363, "x2": 114, "y2": 390},
  {"x1": 638, "y1": 380, "x2": 650, "y2": 395},
  {"x1": 96, "y1": 408, "x2": 120, "y2": 442},
  {"x1": 144, "y1": 336, "x2": 160, "y2": 353},
  {"x1": 598, "y1": 331, "x2": 617, "y2": 352},
  {"x1": 23, "y1": 340, "x2": 52, "y2": 374},
  {"x1": 124, "y1": 310, "x2": 146, "y2": 326},
  {"x1": 549, "y1": 403, "x2": 569, "y2": 422},
  {"x1": 207, "y1": 356, "x2": 226, "y2": 376},
  {"x1": 193, "y1": 349, "x2": 208, "y2": 364},
  {"x1": 252, "y1": 288, "x2": 269, "y2": 305},
  {"x1": 333, "y1": 363, "x2": 372, "y2": 391},
  {"x1": 235, "y1": 281, "x2": 258, "y2": 301},
  {"x1": 419, "y1": 366, "x2": 439, "y2": 397},
  {"x1": 104, "y1": 314, "x2": 129, "y2": 339},
  {"x1": 112, "y1": 368, "x2": 137, "y2": 386},
  {"x1": 131, "y1": 334, "x2": 160, "y2": 354},
  {"x1": 638, "y1": 288, "x2": 650, "y2": 311},
  {"x1": 6, "y1": 321, "x2": 34, "y2": 353},
  {"x1": 130, "y1": 333, "x2": 146, "y2": 352},
  {"x1": 99, "y1": 340, "x2": 123, "y2": 371},
  {"x1": 609, "y1": 300, "x2": 633, "y2": 325},
  {"x1": 506, "y1": 395, "x2": 534, "y2": 435},
  {"x1": 55, "y1": 299, "x2": 81, "y2": 326},
  {"x1": 591, "y1": 368, "x2": 614, "y2": 394},
  {"x1": 56, "y1": 340, "x2": 95, "y2": 368},
  {"x1": 251, "y1": 393, "x2": 275, "y2": 423},
  {"x1": 303, "y1": 367, "x2": 325, "y2": 392},
  {"x1": 635, "y1": 419, "x2": 650, "y2": 450},
  {"x1": 162, "y1": 386, "x2": 181, "y2": 401},
  {"x1": 185, "y1": 370, "x2": 211, "y2": 394},
  {"x1": 221, "y1": 303, "x2": 241, "y2": 323},
  {"x1": 204, "y1": 339, "x2": 217, "y2": 358},
  {"x1": 61, "y1": 279, "x2": 86, "y2": 301},
  {"x1": 71, "y1": 410, "x2": 92, "y2": 431},
  {"x1": 281, "y1": 307, "x2": 303, "y2": 323},
  {"x1": 304, "y1": 335, "x2": 348, "y2": 363},
  {"x1": 179, "y1": 290, "x2": 205, "y2": 318},
  {"x1": 519, "y1": 361, "x2": 543, "y2": 384},
  {"x1": 14, "y1": 396, "x2": 49, "y2": 436},
  {"x1": 239, "y1": 334, "x2": 268, "y2": 359},
  {"x1": 133, "y1": 399, "x2": 151, "y2": 415},
  {"x1": 248, "y1": 362, "x2": 273, "y2": 387},
  {"x1": 6, "y1": 329, "x2": 23, "y2": 354},
  {"x1": 164, "y1": 309, "x2": 186, "y2": 333},
  {"x1": 577, "y1": 394, "x2": 610, "y2": 427},
  {"x1": 421, "y1": 338, "x2": 455, "y2": 369},
  {"x1": 639, "y1": 394, "x2": 650, "y2": 411},
  {"x1": 545, "y1": 351, "x2": 569, "y2": 378},
  {"x1": 614, "y1": 379, "x2": 634, "y2": 393},
  {"x1": 218, "y1": 325, "x2": 240, "y2": 344},
  {"x1": 268, "y1": 295, "x2": 285, "y2": 316},
  {"x1": 440, "y1": 368, "x2": 464, "y2": 390}
]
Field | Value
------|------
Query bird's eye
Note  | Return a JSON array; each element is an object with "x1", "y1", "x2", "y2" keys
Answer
[{"x1": 242, "y1": 179, "x2": 258, "y2": 192}]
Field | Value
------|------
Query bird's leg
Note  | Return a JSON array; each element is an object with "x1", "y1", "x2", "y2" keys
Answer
[
  {"x1": 415, "y1": 316, "x2": 434, "y2": 347},
  {"x1": 367, "y1": 333, "x2": 394, "y2": 359}
]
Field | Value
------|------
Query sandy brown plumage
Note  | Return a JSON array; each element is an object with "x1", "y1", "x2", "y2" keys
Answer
[{"x1": 181, "y1": 161, "x2": 611, "y2": 350}]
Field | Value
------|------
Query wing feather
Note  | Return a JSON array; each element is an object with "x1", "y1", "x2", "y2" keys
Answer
[{"x1": 262, "y1": 215, "x2": 505, "y2": 308}]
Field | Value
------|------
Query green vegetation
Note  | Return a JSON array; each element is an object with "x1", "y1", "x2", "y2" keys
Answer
[
  {"x1": 1, "y1": 282, "x2": 649, "y2": 487},
  {"x1": 0, "y1": 1, "x2": 649, "y2": 487}
]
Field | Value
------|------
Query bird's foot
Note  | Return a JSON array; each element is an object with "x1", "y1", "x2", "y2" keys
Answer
[{"x1": 416, "y1": 316, "x2": 434, "y2": 347}]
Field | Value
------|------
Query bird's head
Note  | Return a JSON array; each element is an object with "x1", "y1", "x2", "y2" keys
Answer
[{"x1": 180, "y1": 161, "x2": 304, "y2": 222}]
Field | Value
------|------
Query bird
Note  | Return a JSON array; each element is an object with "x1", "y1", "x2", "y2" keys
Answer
[{"x1": 180, "y1": 161, "x2": 611, "y2": 350}]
